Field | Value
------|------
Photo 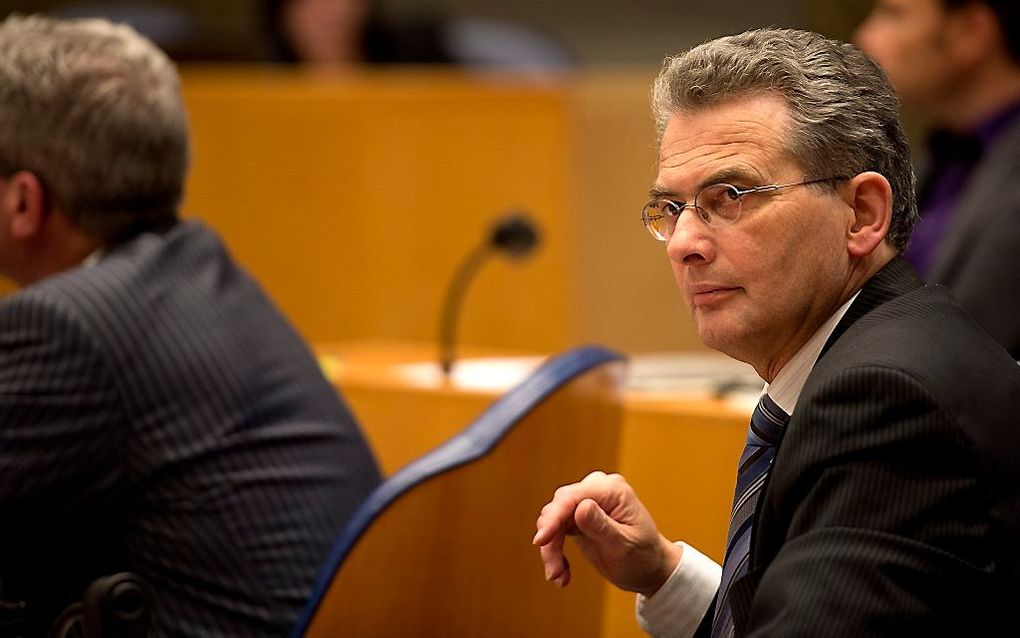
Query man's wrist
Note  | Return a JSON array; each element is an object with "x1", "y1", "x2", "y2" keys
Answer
[
  {"x1": 639, "y1": 535, "x2": 684, "y2": 598},
  {"x1": 636, "y1": 541, "x2": 721, "y2": 637}
]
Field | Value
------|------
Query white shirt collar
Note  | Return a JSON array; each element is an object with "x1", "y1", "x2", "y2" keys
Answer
[{"x1": 764, "y1": 291, "x2": 860, "y2": 416}]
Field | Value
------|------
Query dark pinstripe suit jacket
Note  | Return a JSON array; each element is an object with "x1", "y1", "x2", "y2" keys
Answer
[
  {"x1": 700, "y1": 257, "x2": 1020, "y2": 637},
  {"x1": 0, "y1": 220, "x2": 381, "y2": 636}
]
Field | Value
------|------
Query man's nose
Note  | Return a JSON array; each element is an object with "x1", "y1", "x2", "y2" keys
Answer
[{"x1": 666, "y1": 209, "x2": 714, "y2": 265}]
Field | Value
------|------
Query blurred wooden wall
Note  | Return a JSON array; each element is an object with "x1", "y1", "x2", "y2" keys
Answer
[
  {"x1": 179, "y1": 67, "x2": 705, "y2": 354},
  {"x1": 181, "y1": 68, "x2": 578, "y2": 352}
]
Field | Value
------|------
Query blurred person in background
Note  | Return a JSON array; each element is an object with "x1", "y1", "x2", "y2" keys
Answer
[
  {"x1": 855, "y1": 0, "x2": 1020, "y2": 357},
  {"x1": 262, "y1": 0, "x2": 572, "y2": 70},
  {"x1": 265, "y1": 0, "x2": 447, "y2": 64},
  {"x1": 0, "y1": 14, "x2": 380, "y2": 635}
]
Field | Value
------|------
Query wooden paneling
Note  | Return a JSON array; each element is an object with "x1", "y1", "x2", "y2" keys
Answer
[
  {"x1": 177, "y1": 68, "x2": 709, "y2": 355},
  {"x1": 572, "y1": 71, "x2": 704, "y2": 352},
  {"x1": 318, "y1": 342, "x2": 750, "y2": 638},
  {"x1": 601, "y1": 394, "x2": 748, "y2": 637},
  {"x1": 180, "y1": 68, "x2": 578, "y2": 352},
  {"x1": 309, "y1": 343, "x2": 625, "y2": 637}
]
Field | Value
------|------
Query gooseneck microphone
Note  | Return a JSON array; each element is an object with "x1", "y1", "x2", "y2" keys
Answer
[{"x1": 438, "y1": 213, "x2": 540, "y2": 376}]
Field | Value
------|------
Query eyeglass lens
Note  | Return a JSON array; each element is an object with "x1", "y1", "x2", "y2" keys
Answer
[{"x1": 642, "y1": 183, "x2": 743, "y2": 239}]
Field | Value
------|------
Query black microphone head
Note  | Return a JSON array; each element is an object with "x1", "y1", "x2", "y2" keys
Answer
[{"x1": 489, "y1": 213, "x2": 540, "y2": 258}]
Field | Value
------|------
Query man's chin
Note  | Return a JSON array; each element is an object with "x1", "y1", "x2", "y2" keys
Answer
[{"x1": 695, "y1": 324, "x2": 739, "y2": 357}]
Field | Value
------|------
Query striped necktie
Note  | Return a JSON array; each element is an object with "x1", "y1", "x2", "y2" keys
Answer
[{"x1": 711, "y1": 393, "x2": 790, "y2": 638}]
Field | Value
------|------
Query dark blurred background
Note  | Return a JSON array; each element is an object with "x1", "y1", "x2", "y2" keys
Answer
[{"x1": 0, "y1": 0, "x2": 873, "y2": 65}]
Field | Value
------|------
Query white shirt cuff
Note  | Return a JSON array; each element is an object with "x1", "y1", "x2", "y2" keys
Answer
[{"x1": 635, "y1": 541, "x2": 721, "y2": 638}]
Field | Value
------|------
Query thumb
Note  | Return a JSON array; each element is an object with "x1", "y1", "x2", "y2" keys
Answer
[{"x1": 574, "y1": 498, "x2": 621, "y2": 540}]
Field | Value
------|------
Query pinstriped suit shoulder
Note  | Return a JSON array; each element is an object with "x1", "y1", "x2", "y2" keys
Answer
[
  {"x1": 725, "y1": 257, "x2": 1020, "y2": 637},
  {"x1": 0, "y1": 220, "x2": 381, "y2": 636}
]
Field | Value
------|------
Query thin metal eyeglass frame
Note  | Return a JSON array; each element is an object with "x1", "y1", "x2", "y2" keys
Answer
[{"x1": 641, "y1": 176, "x2": 848, "y2": 241}]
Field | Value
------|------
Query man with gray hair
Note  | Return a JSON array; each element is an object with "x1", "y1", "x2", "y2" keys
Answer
[
  {"x1": 0, "y1": 15, "x2": 380, "y2": 635},
  {"x1": 535, "y1": 28, "x2": 1020, "y2": 636}
]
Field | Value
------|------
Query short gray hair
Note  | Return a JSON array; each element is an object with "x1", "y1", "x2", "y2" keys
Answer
[
  {"x1": 652, "y1": 28, "x2": 917, "y2": 251},
  {"x1": 0, "y1": 15, "x2": 189, "y2": 242}
]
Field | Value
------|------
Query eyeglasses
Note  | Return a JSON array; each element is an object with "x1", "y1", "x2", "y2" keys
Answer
[{"x1": 640, "y1": 176, "x2": 847, "y2": 241}]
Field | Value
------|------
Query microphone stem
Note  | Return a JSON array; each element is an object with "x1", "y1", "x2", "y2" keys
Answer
[{"x1": 439, "y1": 243, "x2": 493, "y2": 376}]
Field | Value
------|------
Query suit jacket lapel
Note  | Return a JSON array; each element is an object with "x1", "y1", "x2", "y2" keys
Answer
[
  {"x1": 818, "y1": 257, "x2": 923, "y2": 367},
  {"x1": 724, "y1": 258, "x2": 921, "y2": 635},
  {"x1": 715, "y1": 258, "x2": 922, "y2": 636}
]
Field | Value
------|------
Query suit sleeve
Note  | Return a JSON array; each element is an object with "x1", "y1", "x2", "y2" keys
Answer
[
  {"x1": 743, "y1": 365, "x2": 996, "y2": 636},
  {"x1": 0, "y1": 290, "x2": 125, "y2": 512}
]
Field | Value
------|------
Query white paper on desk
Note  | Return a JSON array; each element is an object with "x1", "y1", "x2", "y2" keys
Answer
[
  {"x1": 629, "y1": 350, "x2": 757, "y2": 394},
  {"x1": 397, "y1": 357, "x2": 544, "y2": 392}
]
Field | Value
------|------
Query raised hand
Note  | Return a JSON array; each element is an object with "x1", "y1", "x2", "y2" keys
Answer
[{"x1": 533, "y1": 471, "x2": 682, "y2": 597}]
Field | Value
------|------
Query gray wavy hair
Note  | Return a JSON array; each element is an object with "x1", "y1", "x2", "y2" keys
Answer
[
  {"x1": 652, "y1": 28, "x2": 917, "y2": 251},
  {"x1": 0, "y1": 15, "x2": 188, "y2": 242}
]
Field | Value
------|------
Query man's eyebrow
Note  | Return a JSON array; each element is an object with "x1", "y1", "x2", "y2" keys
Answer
[
  {"x1": 649, "y1": 167, "x2": 763, "y2": 199},
  {"x1": 696, "y1": 167, "x2": 760, "y2": 190}
]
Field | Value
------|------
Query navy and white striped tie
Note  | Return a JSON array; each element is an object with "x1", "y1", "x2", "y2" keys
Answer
[{"x1": 711, "y1": 393, "x2": 789, "y2": 638}]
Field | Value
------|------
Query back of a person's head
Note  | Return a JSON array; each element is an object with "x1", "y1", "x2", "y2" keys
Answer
[
  {"x1": 652, "y1": 28, "x2": 918, "y2": 252},
  {"x1": 0, "y1": 14, "x2": 189, "y2": 243}
]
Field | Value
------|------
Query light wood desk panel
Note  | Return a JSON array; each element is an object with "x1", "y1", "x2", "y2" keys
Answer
[
  {"x1": 318, "y1": 341, "x2": 751, "y2": 638},
  {"x1": 309, "y1": 343, "x2": 623, "y2": 637},
  {"x1": 603, "y1": 394, "x2": 749, "y2": 637}
]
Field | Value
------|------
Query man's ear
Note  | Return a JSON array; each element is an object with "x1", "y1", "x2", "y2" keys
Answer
[
  {"x1": 1, "y1": 171, "x2": 48, "y2": 241},
  {"x1": 844, "y1": 171, "x2": 892, "y2": 259}
]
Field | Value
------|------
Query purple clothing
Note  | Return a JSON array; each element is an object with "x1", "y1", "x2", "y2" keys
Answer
[{"x1": 906, "y1": 101, "x2": 1020, "y2": 277}]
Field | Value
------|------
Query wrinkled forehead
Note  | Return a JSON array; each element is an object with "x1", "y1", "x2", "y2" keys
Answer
[{"x1": 656, "y1": 94, "x2": 799, "y2": 184}]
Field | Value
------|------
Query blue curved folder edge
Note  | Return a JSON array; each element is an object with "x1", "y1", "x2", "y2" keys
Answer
[{"x1": 290, "y1": 345, "x2": 625, "y2": 637}]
